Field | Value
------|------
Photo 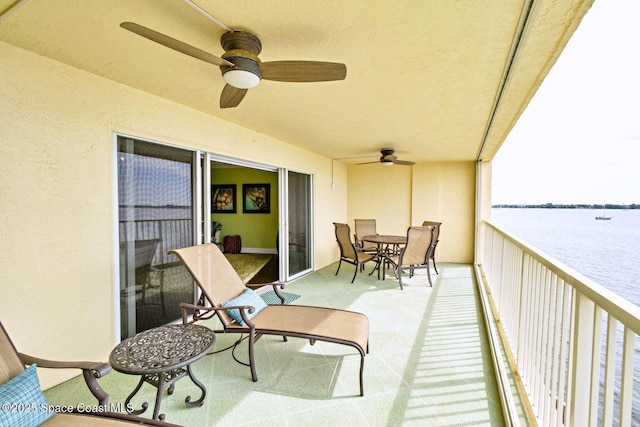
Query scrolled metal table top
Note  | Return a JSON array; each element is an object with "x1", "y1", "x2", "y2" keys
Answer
[{"x1": 109, "y1": 324, "x2": 215, "y2": 374}]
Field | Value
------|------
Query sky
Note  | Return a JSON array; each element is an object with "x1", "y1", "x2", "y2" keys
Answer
[{"x1": 491, "y1": 0, "x2": 640, "y2": 205}]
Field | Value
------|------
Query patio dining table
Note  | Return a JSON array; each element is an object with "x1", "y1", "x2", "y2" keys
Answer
[{"x1": 361, "y1": 234, "x2": 407, "y2": 279}]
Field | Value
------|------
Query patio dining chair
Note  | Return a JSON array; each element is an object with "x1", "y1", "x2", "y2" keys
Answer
[
  {"x1": 384, "y1": 225, "x2": 435, "y2": 289},
  {"x1": 334, "y1": 222, "x2": 375, "y2": 283},
  {"x1": 353, "y1": 219, "x2": 378, "y2": 254},
  {"x1": 422, "y1": 220, "x2": 442, "y2": 274}
]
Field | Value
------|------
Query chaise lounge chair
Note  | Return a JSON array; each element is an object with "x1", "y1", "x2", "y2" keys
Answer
[{"x1": 170, "y1": 243, "x2": 370, "y2": 396}]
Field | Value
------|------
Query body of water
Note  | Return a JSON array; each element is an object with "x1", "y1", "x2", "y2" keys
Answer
[
  {"x1": 491, "y1": 208, "x2": 640, "y2": 424},
  {"x1": 491, "y1": 208, "x2": 640, "y2": 308}
]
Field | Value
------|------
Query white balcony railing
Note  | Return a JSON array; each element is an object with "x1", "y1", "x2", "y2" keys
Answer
[
  {"x1": 478, "y1": 221, "x2": 640, "y2": 426},
  {"x1": 119, "y1": 218, "x2": 192, "y2": 266}
]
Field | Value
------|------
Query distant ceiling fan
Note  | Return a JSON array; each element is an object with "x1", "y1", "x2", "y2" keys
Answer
[
  {"x1": 356, "y1": 149, "x2": 415, "y2": 166},
  {"x1": 119, "y1": 3, "x2": 347, "y2": 108}
]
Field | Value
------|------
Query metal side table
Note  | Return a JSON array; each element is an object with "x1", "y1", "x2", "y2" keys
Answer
[{"x1": 109, "y1": 324, "x2": 216, "y2": 421}]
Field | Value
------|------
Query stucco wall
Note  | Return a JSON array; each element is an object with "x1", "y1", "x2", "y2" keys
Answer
[
  {"x1": 0, "y1": 42, "x2": 345, "y2": 387},
  {"x1": 348, "y1": 161, "x2": 475, "y2": 264},
  {"x1": 1, "y1": 41, "x2": 478, "y2": 388}
]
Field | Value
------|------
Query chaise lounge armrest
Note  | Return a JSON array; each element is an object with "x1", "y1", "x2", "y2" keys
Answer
[
  {"x1": 18, "y1": 352, "x2": 111, "y2": 406},
  {"x1": 246, "y1": 281, "x2": 287, "y2": 304},
  {"x1": 180, "y1": 280, "x2": 288, "y2": 325},
  {"x1": 180, "y1": 302, "x2": 259, "y2": 327}
]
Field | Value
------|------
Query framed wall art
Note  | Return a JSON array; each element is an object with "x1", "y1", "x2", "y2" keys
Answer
[
  {"x1": 211, "y1": 184, "x2": 237, "y2": 213},
  {"x1": 242, "y1": 183, "x2": 270, "y2": 213}
]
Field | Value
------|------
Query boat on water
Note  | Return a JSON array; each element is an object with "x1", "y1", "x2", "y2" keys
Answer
[{"x1": 596, "y1": 204, "x2": 611, "y2": 220}]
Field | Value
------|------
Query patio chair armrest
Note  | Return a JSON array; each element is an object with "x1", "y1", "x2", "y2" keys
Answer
[
  {"x1": 18, "y1": 354, "x2": 111, "y2": 376},
  {"x1": 18, "y1": 353, "x2": 110, "y2": 406},
  {"x1": 247, "y1": 280, "x2": 286, "y2": 291},
  {"x1": 180, "y1": 302, "x2": 258, "y2": 328},
  {"x1": 270, "y1": 281, "x2": 287, "y2": 304},
  {"x1": 231, "y1": 305, "x2": 258, "y2": 328},
  {"x1": 247, "y1": 281, "x2": 287, "y2": 304},
  {"x1": 179, "y1": 302, "x2": 222, "y2": 323}
]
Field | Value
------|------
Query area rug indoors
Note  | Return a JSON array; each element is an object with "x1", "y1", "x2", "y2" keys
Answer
[{"x1": 224, "y1": 253, "x2": 273, "y2": 283}]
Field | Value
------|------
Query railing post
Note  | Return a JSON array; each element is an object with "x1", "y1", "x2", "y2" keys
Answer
[{"x1": 567, "y1": 291, "x2": 595, "y2": 426}]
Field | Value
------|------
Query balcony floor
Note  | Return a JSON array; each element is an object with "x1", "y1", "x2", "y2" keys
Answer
[{"x1": 45, "y1": 261, "x2": 505, "y2": 426}]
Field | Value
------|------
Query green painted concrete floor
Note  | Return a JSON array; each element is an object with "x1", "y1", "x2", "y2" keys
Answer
[{"x1": 45, "y1": 261, "x2": 505, "y2": 426}]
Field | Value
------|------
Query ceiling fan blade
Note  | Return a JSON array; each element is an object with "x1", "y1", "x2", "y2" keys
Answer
[
  {"x1": 356, "y1": 161, "x2": 380, "y2": 165},
  {"x1": 393, "y1": 160, "x2": 416, "y2": 166},
  {"x1": 220, "y1": 84, "x2": 248, "y2": 108},
  {"x1": 120, "y1": 22, "x2": 233, "y2": 67},
  {"x1": 261, "y1": 61, "x2": 347, "y2": 82}
]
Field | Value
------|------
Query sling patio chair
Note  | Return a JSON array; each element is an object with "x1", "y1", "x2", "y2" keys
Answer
[
  {"x1": 333, "y1": 222, "x2": 375, "y2": 283},
  {"x1": 353, "y1": 219, "x2": 378, "y2": 254},
  {"x1": 383, "y1": 225, "x2": 435, "y2": 289},
  {"x1": 421, "y1": 220, "x2": 442, "y2": 274},
  {"x1": 0, "y1": 322, "x2": 180, "y2": 427},
  {"x1": 170, "y1": 243, "x2": 370, "y2": 396}
]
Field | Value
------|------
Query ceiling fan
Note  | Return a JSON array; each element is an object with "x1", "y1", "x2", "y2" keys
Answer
[
  {"x1": 119, "y1": 5, "x2": 347, "y2": 108},
  {"x1": 356, "y1": 149, "x2": 415, "y2": 166}
]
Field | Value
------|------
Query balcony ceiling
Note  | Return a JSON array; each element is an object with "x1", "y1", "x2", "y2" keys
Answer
[{"x1": 0, "y1": 0, "x2": 593, "y2": 164}]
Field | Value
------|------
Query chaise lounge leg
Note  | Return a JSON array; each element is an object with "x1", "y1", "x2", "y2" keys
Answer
[
  {"x1": 248, "y1": 328, "x2": 258, "y2": 382},
  {"x1": 359, "y1": 356, "x2": 364, "y2": 396}
]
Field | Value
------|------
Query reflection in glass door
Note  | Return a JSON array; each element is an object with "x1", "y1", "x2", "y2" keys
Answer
[
  {"x1": 117, "y1": 137, "x2": 196, "y2": 340},
  {"x1": 287, "y1": 171, "x2": 312, "y2": 278}
]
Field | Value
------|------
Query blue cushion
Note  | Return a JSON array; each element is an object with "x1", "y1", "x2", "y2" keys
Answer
[
  {"x1": 221, "y1": 288, "x2": 267, "y2": 325},
  {"x1": 0, "y1": 364, "x2": 54, "y2": 427}
]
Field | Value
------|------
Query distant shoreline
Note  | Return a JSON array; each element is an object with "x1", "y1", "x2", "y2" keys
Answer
[{"x1": 492, "y1": 204, "x2": 639, "y2": 209}]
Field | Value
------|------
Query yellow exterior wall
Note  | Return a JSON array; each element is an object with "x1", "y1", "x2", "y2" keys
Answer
[
  {"x1": 347, "y1": 161, "x2": 475, "y2": 263},
  {"x1": 411, "y1": 162, "x2": 476, "y2": 263},
  {"x1": 1, "y1": 41, "x2": 478, "y2": 388},
  {"x1": 347, "y1": 164, "x2": 412, "y2": 235},
  {"x1": 0, "y1": 42, "x2": 345, "y2": 387}
]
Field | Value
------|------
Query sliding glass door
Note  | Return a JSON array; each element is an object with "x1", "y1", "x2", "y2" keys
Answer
[
  {"x1": 117, "y1": 136, "x2": 196, "y2": 340},
  {"x1": 287, "y1": 171, "x2": 313, "y2": 278},
  {"x1": 116, "y1": 138, "x2": 314, "y2": 339}
]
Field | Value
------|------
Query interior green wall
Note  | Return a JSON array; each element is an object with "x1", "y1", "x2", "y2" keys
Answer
[{"x1": 211, "y1": 167, "x2": 279, "y2": 251}]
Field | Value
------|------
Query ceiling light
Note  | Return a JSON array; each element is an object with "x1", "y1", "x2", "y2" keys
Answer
[
  {"x1": 381, "y1": 160, "x2": 394, "y2": 166},
  {"x1": 223, "y1": 69, "x2": 261, "y2": 89}
]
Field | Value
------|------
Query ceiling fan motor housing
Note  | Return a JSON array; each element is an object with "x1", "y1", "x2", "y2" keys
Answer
[
  {"x1": 221, "y1": 31, "x2": 262, "y2": 54},
  {"x1": 220, "y1": 31, "x2": 263, "y2": 88}
]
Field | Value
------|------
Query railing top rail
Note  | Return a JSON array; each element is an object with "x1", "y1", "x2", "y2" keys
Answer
[{"x1": 484, "y1": 220, "x2": 640, "y2": 334}]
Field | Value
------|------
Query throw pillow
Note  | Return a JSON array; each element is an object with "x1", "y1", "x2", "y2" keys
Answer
[
  {"x1": 221, "y1": 288, "x2": 267, "y2": 325},
  {"x1": 0, "y1": 364, "x2": 54, "y2": 427}
]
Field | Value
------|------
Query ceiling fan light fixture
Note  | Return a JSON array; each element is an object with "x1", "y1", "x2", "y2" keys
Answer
[
  {"x1": 221, "y1": 54, "x2": 262, "y2": 89},
  {"x1": 381, "y1": 160, "x2": 394, "y2": 166},
  {"x1": 223, "y1": 69, "x2": 261, "y2": 89}
]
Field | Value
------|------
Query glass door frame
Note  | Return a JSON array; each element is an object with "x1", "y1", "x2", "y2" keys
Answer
[
  {"x1": 206, "y1": 153, "x2": 314, "y2": 282},
  {"x1": 114, "y1": 142, "x2": 315, "y2": 341},
  {"x1": 281, "y1": 169, "x2": 314, "y2": 280},
  {"x1": 113, "y1": 132, "x2": 200, "y2": 342}
]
